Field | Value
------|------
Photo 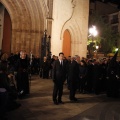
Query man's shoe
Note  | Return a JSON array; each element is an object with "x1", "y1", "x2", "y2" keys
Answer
[
  {"x1": 53, "y1": 100, "x2": 58, "y2": 105},
  {"x1": 73, "y1": 98, "x2": 78, "y2": 101},
  {"x1": 70, "y1": 97, "x2": 78, "y2": 101},
  {"x1": 58, "y1": 100, "x2": 64, "y2": 104}
]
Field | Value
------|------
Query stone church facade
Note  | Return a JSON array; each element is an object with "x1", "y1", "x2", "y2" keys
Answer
[{"x1": 0, "y1": 0, "x2": 89, "y2": 58}]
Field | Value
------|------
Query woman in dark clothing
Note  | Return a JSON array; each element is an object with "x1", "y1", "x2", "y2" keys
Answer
[
  {"x1": 79, "y1": 60, "x2": 87, "y2": 93},
  {"x1": 15, "y1": 50, "x2": 29, "y2": 97},
  {"x1": 101, "y1": 60, "x2": 108, "y2": 92},
  {"x1": 106, "y1": 58, "x2": 120, "y2": 97},
  {"x1": 41, "y1": 57, "x2": 49, "y2": 79},
  {"x1": 0, "y1": 61, "x2": 21, "y2": 120},
  {"x1": 0, "y1": 53, "x2": 9, "y2": 72},
  {"x1": 92, "y1": 60, "x2": 103, "y2": 95},
  {"x1": 86, "y1": 60, "x2": 94, "y2": 93}
]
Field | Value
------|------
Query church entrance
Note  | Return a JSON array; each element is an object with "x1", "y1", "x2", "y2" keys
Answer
[
  {"x1": 0, "y1": 3, "x2": 12, "y2": 55},
  {"x1": 62, "y1": 29, "x2": 71, "y2": 58}
]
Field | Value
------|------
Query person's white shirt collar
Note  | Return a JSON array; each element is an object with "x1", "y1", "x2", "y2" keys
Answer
[{"x1": 59, "y1": 59, "x2": 63, "y2": 64}]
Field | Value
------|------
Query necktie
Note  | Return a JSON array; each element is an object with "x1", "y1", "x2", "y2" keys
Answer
[
  {"x1": 61, "y1": 61, "x2": 62, "y2": 66},
  {"x1": 60, "y1": 60, "x2": 62, "y2": 67}
]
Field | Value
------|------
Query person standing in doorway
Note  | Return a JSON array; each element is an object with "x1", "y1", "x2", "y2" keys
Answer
[{"x1": 52, "y1": 52, "x2": 67, "y2": 105}]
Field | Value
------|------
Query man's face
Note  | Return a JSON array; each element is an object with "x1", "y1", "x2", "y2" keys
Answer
[
  {"x1": 59, "y1": 54, "x2": 64, "y2": 60},
  {"x1": 76, "y1": 56, "x2": 80, "y2": 62},
  {"x1": 20, "y1": 52, "x2": 26, "y2": 59},
  {"x1": 68, "y1": 56, "x2": 71, "y2": 61},
  {"x1": 71, "y1": 57, "x2": 74, "y2": 62}
]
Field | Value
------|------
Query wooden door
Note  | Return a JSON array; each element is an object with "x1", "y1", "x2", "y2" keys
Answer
[
  {"x1": 2, "y1": 9, "x2": 11, "y2": 55},
  {"x1": 62, "y1": 30, "x2": 71, "y2": 57}
]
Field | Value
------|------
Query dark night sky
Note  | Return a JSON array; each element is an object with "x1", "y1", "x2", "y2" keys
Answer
[
  {"x1": 90, "y1": 0, "x2": 120, "y2": 4},
  {"x1": 90, "y1": 0, "x2": 120, "y2": 8}
]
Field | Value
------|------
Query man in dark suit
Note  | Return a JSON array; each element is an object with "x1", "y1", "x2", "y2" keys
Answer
[
  {"x1": 67, "y1": 56, "x2": 79, "y2": 101},
  {"x1": 106, "y1": 50, "x2": 120, "y2": 97},
  {"x1": 52, "y1": 52, "x2": 67, "y2": 105}
]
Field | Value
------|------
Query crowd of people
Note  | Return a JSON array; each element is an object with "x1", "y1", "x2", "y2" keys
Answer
[
  {"x1": 0, "y1": 50, "x2": 120, "y2": 119},
  {"x1": 51, "y1": 52, "x2": 120, "y2": 105},
  {"x1": 0, "y1": 51, "x2": 40, "y2": 120}
]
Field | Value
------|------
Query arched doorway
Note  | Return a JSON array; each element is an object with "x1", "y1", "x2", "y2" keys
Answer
[
  {"x1": 0, "y1": 3, "x2": 12, "y2": 55},
  {"x1": 62, "y1": 29, "x2": 71, "y2": 57},
  {"x1": 2, "y1": 8, "x2": 12, "y2": 55}
]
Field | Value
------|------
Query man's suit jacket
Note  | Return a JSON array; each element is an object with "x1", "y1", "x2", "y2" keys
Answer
[
  {"x1": 52, "y1": 59, "x2": 67, "y2": 83},
  {"x1": 67, "y1": 60, "x2": 79, "y2": 83}
]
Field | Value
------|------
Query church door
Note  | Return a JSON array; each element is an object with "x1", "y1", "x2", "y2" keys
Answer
[{"x1": 62, "y1": 29, "x2": 71, "y2": 57}]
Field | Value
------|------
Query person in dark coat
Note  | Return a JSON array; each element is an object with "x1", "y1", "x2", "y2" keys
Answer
[
  {"x1": 0, "y1": 53, "x2": 9, "y2": 72},
  {"x1": 15, "y1": 50, "x2": 30, "y2": 98},
  {"x1": 0, "y1": 62, "x2": 21, "y2": 120},
  {"x1": 32, "y1": 55, "x2": 40, "y2": 74},
  {"x1": 41, "y1": 57, "x2": 49, "y2": 79},
  {"x1": 49, "y1": 55, "x2": 56, "y2": 78},
  {"x1": 79, "y1": 60, "x2": 87, "y2": 94},
  {"x1": 101, "y1": 59, "x2": 108, "y2": 92},
  {"x1": 52, "y1": 52, "x2": 67, "y2": 105},
  {"x1": 92, "y1": 60, "x2": 103, "y2": 95},
  {"x1": 0, "y1": 63, "x2": 9, "y2": 120},
  {"x1": 86, "y1": 60, "x2": 94, "y2": 93},
  {"x1": 106, "y1": 51, "x2": 120, "y2": 97},
  {"x1": 67, "y1": 56, "x2": 79, "y2": 101}
]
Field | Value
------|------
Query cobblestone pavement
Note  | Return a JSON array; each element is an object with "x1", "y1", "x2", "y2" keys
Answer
[{"x1": 7, "y1": 75, "x2": 120, "y2": 120}]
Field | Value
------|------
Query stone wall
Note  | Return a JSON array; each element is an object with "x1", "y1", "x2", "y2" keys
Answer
[
  {"x1": 0, "y1": 0, "x2": 49, "y2": 56},
  {"x1": 51, "y1": 0, "x2": 89, "y2": 58},
  {"x1": 0, "y1": 0, "x2": 89, "y2": 58},
  {"x1": 0, "y1": 4, "x2": 4, "y2": 50}
]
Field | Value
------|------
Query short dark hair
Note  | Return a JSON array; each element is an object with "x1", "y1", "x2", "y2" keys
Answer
[{"x1": 59, "y1": 52, "x2": 64, "y2": 56}]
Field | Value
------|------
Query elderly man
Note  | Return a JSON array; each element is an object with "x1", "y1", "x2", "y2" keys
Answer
[
  {"x1": 67, "y1": 56, "x2": 80, "y2": 101},
  {"x1": 15, "y1": 50, "x2": 30, "y2": 98}
]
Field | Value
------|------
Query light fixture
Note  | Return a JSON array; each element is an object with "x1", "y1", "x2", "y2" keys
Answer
[{"x1": 89, "y1": 25, "x2": 98, "y2": 37}]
